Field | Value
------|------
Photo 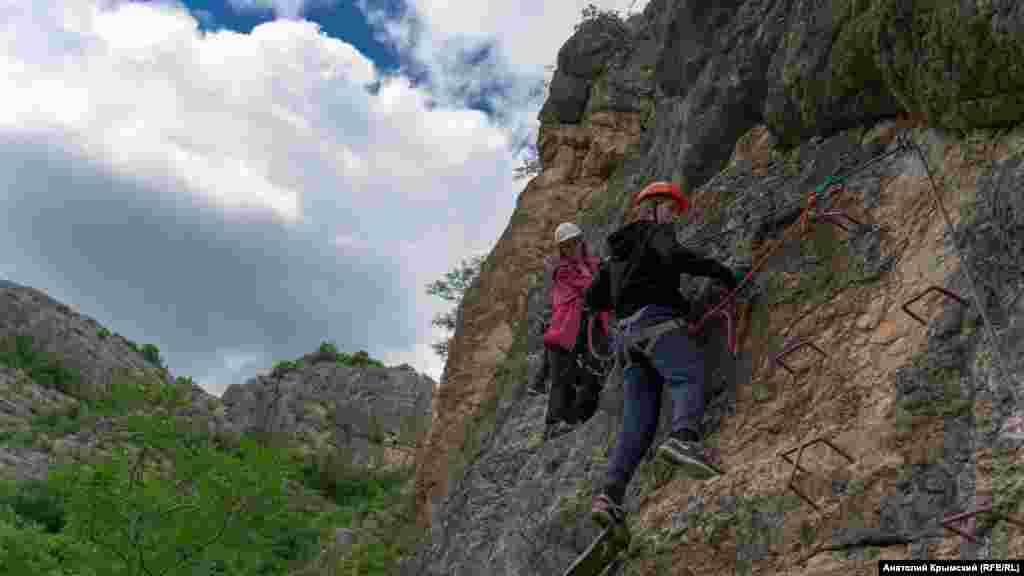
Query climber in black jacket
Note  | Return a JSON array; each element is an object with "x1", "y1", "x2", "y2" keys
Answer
[{"x1": 584, "y1": 181, "x2": 739, "y2": 529}]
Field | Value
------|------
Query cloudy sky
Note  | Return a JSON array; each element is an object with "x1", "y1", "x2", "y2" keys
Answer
[{"x1": 0, "y1": 0, "x2": 646, "y2": 395}]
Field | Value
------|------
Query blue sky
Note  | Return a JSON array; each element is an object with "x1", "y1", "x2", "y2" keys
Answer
[
  {"x1": 0, "y1": 0, "x2": 645, "y2": 394},
  {"x1": 185, "y1": 0, "x2": 402, "y2": 71}
]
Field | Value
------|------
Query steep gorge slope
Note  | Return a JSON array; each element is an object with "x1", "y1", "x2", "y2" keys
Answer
[
  {"x1": 0, "y1": 279, "x2": 433, "y2": 485},
  {"x1": 410, "y1": 1, "x2": 1024, "y2": 574}
]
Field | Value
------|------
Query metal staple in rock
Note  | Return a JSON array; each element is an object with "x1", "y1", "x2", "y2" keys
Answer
[{"x1": 907, "y1": 132, "x2": 1012, "y2": 386}]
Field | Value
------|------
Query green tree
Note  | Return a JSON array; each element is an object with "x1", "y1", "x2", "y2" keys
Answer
[
  {"x1": 318, "y1": 341, "x2": 340, "y2": 360},
  {"x1": 139, "y1": 344, "x2": 164, "y2": 369},
  {"x1": 425, "y1": 255, "x2": 485, "y2": 359},
  {"x1": 46, "y1": 386, "x2": 316, "y2": 576}
]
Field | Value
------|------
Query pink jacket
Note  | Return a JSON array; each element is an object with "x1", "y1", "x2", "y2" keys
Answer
[{"x1": 543, "y1": 247, "x2": 610, "y2": 351}]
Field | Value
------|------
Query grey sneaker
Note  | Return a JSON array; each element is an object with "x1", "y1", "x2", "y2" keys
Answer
[{"x1": 657, "y1": 436, "x2": 722, "y2": 480}]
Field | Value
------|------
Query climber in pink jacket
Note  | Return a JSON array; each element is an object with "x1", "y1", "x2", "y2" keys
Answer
[{"x1": 541, "y1": 222, "x2": 610, "y2": 440}]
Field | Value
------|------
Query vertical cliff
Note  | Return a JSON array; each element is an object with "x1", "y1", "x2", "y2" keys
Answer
[{"x1": 409, "y1": 1, "x2": 1024, "y2": 573}]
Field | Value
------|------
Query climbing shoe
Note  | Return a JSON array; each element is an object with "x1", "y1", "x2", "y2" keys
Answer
[
  {"x1": 591, "y1": 493, "x2": 627, "y2": 529},
  {"x1": 657, "y1": 433, "x2": 722, "y2": 480}
]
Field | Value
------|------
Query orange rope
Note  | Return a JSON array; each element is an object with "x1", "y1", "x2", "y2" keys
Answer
[{"x1": 689, "y1": 191, "x2": 819, "y2": 338}]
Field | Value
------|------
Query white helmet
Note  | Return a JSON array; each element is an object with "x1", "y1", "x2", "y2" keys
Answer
[{"x1": 554, "y1": 222, "x2": 583, "y2": 245}]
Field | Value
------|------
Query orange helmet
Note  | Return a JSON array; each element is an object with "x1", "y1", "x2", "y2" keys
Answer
[{"x1": 632, "y1": 181, "x2": 689, "y2": 214}]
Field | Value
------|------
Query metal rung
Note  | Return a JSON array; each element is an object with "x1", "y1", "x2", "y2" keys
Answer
[
  {"x1": 812, "y1": 209, "x2": 863, "y2": 232},
  {"x1": 772, "y1": 339, "x2": 827, "y2": 376},
  {"x1": 941, "y1": 500, "x2": 1024, "y2": 543},
  {"x1": 778, "y1": 436, "x2": 855, "y2": 510},
  {"x1": 901, "y1": 285, "x2": 969, "y2": 326}
]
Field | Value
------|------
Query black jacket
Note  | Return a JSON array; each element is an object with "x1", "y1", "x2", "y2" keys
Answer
[{"x1": 585, "y1": 220, "x2": 738, "y2": 319}]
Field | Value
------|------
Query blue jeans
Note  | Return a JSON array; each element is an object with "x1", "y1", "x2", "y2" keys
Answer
[{"x1": 604, "y1": 307, "x2": 705, "y2": 504}]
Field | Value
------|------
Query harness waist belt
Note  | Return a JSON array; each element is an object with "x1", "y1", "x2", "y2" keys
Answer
[{"x1": 623, "y1": 318, "x2": 687, "y2": 358}]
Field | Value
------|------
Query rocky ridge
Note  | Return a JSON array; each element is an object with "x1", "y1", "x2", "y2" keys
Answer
[
  {"x1": 409, "y1": 1, "x2": 1024, "y2": 574},
  {"x1": 0, "y1": 279, "x2": 434, "y2": 483}
]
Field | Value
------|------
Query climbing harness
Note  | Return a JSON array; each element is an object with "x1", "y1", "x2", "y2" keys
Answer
[{"x1": 558, "y1": 127, "x2": 1019, "y2": 576}]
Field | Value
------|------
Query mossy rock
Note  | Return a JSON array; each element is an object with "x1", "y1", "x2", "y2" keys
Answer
[
  {"x1": 583, "y1": 69, "x2": 612, "y2": 121},
  {"x1": 872, "y1": 2, "x2": 1024, "y2": 132},
  {"x1": 782, "y1": 0, "x2": 1024, "y2": 141}
]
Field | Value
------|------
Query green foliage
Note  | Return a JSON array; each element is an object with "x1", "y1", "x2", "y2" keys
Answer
[
  {"x1": 426, "y1": 256, "x2": 485, "y2": 304},
  {"x1": 273, "y1": 359, "x2": 303, "y2": 374},
  {"x1": 337, "y1": 350, "x2": 384, "y2": 369},
  {"x1": 557, "y1": 478, "x2": 594, "y2": 527},
  {"x1": 751, "y1": 381, "x2": 772, "y2": 403},
  {"x1": 31, "y1": 405, "x2": 87, "y2": 438},
  {"x1": 310, "y1": 342, "x2": 387, "y2": 369},
  {"x1": 0, "y1": 381, "x2": 351, "y2": 576},
  {"x1": 983, "y1": 447, "x2": 1024, "y2": 533},
  {"x1": 0, "y1": 478, "x2": 67, "y2": 534},
  {"x1": 138, "y1": 344, "x2": 164, "y2": 369},
  {"x1": 426, "y1": 255, "x2": 485, "y2": 359},
  {"x1": 846, "y1": 477, "x2": 868, "y2": 498},
  {"x1": 2, "y1": 364, "x2": 422, "y2": 575},
  {"x1": 580, "y1": 154, "x2": 632, "y2": 229},
  {"x1": 669, "y1": 493, "x2": 796, "y2": 552},
  {"x1": 0, "y1": 506, "x2": 96, "y2": 576},
  {"x1": 783, "y1": 0, "x2": 1024, "y2": 140},
  {"x1": 0, "y1": 335, "x2": 82, "y2": 396},
  {"x1": 584, "y1": 70, "x2": 611, "y2": 118},
  {"x1": 798, "y1": 520, "x2": 817, "y2": 548},
  {"x1": 0, "y1": 429, "x2": 35, "y2": 449},
  {"x1": 450, "y1": 317, "x2": 530, "y2": 485},
  {"x1": 319, "y1": 341, "x2": 339, "y2": 358},
  {"x1": 539, "y1": 108, "x2": 560, "y2": 126},
  {"x1": 298, "y1": 452, "x2": 406, "y2": 519},
  {"x1": 898, "y1": 361, "x2": 970, "y2": 420},
  {"x1": 96, "y1": 327, "x2": 111, "y2": 340},
  {"x1": 48, "y1": 407, "x2": 318, "y2": 575},
  {"x1": 637, "y1": 457, "x2": 677, "y2": 494}
]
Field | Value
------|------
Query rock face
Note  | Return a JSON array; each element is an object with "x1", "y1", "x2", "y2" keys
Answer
[
  {"x1": 0, "y1": 280, "x2": 173, "y2": 398},
  {"x1": 0, "y1": 281, "x2": 193, "y2": 481},
  {"x1": 412, "y1": 113, "x2": 647, "y2": 521},
  {"x1": 221, "y1": 359, "x2": 434, "y2": 468},
  {"x1": 409, "y1": 0, "x2": 1024, "y2": 573},
  {"x1": 0, "y1": 280, "x2": 435, "y2": 482}
]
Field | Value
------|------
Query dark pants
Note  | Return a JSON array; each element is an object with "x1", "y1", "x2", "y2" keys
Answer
[
  {"x1": 603, "y1": 327, "x2": 705, "y2": 504},
  {"x1": 545, "y1": 345, "x2": 601, "y2": 426}
]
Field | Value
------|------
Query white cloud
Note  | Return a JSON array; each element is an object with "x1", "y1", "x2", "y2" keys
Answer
[
  {"x1": 0, "y1": 0, "x2": 523, "y2": 387},
  {"x1": 401, "y1": 0, "x2": 648, "y2": 70},
  {"x1": 2, "y1": 2, "x2": 381, "y2": 224},
  {"x1": 359, "y1": 0, "x2": 649, "y2": 160}
]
